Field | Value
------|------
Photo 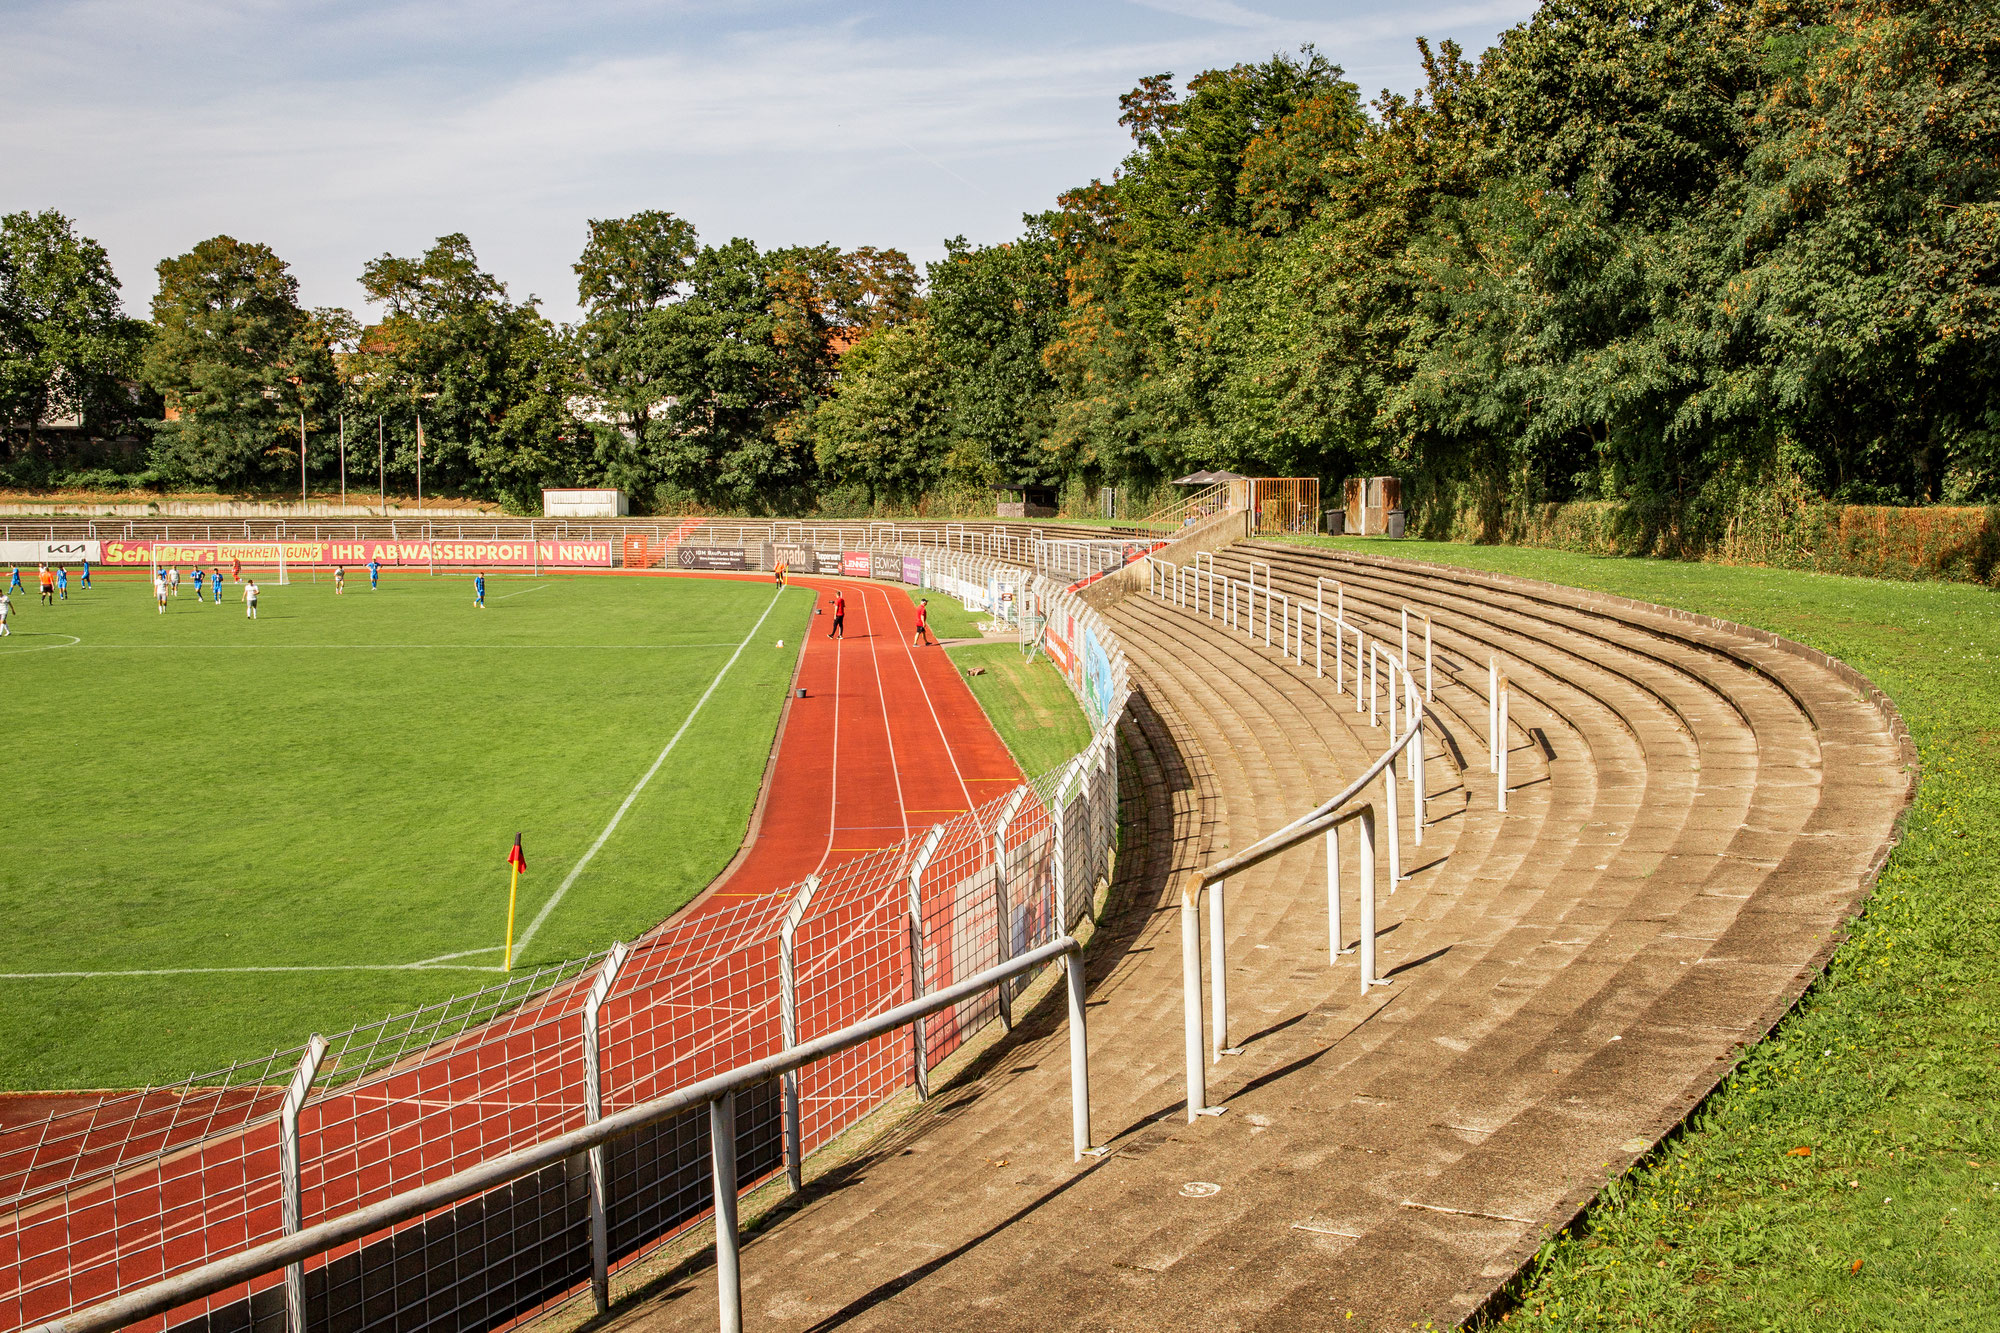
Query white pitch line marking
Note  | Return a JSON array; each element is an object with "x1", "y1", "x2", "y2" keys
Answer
[
  {"x1": 0, "y1": 963, "x2": 506, "y2": 979},
  {"x1": 0, "y1": 633, "x2": 80, "y2": 656},
  {"x1": 508, "y1": 588, "x2": 787, "y2": 966},
  {"x1": 491, "y1": 583, "x2": 550, "y2": 601}
]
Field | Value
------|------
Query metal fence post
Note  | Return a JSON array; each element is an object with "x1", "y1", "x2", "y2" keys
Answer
[
  {"x1": 1066, "y1": 947, "x2": 1092, "y2": 1160},
  {"x1": 907, "y1": 825, "x2": 945, "y2": 1101},
  {"x1": 992, "y1": 787, "x2": 1029, "y2": 1029},
  {"x1": 1498, "y1": 675, "x2": 1510, "y2": 813},
  {"x1": 1358, "y1": 807, "x2": 1384, "y2": 992},
  {"x1": 1489, "y1": 657, "x2": 1499, "y2": 773},
  {"x1": 1209, "y1": 876, "x2": 1232, "y2": 1059},
  {"x1": 779, "y1": 878, "x2": 820, "y2": 1193},
  {"x1": 1355, "y1": 633, "x2": 1365, "y2": 713},
  {"x1": 1424, "y1": 615, "x2": 1433, "y2": 701},
  {"x1": 1385, "y1": 753, "x2": 1402, "y2": 887},
  {"x1": 583, "y1": 941, "x2": 631, "y2": 1312},
  {"x1": 1407, "y1": 675, "x2": 1426, "y2": 848},
  {"x1": 1327, "y1": 823, "x2": 1350, "y2": 962},
  {"x1": 1182, "y1": 882, "x2": 1208, "y2": 1122},
  {"x1": 280, "y1": 1035, "x2": 329, "y2": 1333},
  {"x1": 710, "y1": 1092, "x2": 742, "y2": 1333},
  {"x1": 1369, "y1": 644, "x2": 1380, "y2": 728}
]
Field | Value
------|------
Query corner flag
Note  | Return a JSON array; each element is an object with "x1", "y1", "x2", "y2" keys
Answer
[{"x1": 504, "y1": 834, "x2": 526, "y2": 971}]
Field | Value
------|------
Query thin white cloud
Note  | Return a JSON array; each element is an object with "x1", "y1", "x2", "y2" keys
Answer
[{"x1": 0, "y1": 1, "x2": 1540, "y2": 320}]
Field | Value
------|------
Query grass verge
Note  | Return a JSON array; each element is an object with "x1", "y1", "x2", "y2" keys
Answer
[
  {"x1": 1281, "y1": 534, "x2": 1999, "y2": 1331},
  {"x1": 946, "y1": 641, "x2": 1092, "y2": 778}
]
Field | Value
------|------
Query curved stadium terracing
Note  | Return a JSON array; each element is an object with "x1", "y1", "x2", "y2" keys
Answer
[{"x1": 0, "y1": 513, "x2": 1910, "y2": 1333}]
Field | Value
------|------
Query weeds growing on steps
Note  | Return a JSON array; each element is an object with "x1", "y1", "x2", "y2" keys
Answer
[{"x1": 1281, "y1": 535, "x2": 1999, "y2": 1331}]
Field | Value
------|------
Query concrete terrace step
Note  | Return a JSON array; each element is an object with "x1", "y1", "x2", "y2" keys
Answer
[{"x1": 595, "y1": 548, "x2": 1911, "y2": 1333}]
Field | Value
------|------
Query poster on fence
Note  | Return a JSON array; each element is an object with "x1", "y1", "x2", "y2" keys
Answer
[
  {"x1": 773, "y1": 543, "x2": 814, "y2": 573},
  {"x1": 816, "y1": 550, "x2": 844, "y2": 576},
  {"x1": 100, "y1": 539, "x2": 614, "y2": 568},
  {"x1": 902, "y1": 555, "x2": 923, "y2": 585},
  {"x1": 675, "y1": 546, "x2": 749, "y2": 571},
  {"x1": 871, "y1": 553, "x2": 903, "y2": 581},
  {"x1": 1083, "y1": 626, "x2": 1114, "y2": 727},
  {"x1": 842, "y1": 551, "x2": 871, "y2": 577}
]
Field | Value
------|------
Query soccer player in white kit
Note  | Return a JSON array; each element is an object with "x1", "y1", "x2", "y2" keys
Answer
[
  {"x1": 0, "y1": 590, "x2": 13, "y2": 636},
  {"x1": 168, "y1": 565, "x2": 181, "y2": 597},
  {"x1": 154, "y1": 572, "x2": 168, "y2": 613},
  {"x1": 244, "y1": 579, "x2": 260, "y2": 619}
]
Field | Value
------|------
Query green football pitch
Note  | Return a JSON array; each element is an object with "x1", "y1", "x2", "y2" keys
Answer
[{"x1": 0, "y1": 571, "x2": 812, "y2": 1090}]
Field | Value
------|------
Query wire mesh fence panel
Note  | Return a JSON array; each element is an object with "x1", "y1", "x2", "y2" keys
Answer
[{"x1": 0, "y1": 543, "x2": 1130, "y2": 1333}]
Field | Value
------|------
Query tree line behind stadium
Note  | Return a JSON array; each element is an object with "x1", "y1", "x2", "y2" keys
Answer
[{"x1": 3, "y1": 0, "x2": 1992, "y2": 557}]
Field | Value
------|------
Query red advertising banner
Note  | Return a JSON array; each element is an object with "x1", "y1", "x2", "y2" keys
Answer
[
  {"x1": 842, "y1": 552, "x2": 871, "y2": 578},
  {"x1": 100, "y1": 539, "x2": 614, "y2": 568}
]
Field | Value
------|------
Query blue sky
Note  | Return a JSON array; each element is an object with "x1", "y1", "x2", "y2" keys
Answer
[{"x1": 4, "y1": 0, "x2": 1538, "y2": 323}]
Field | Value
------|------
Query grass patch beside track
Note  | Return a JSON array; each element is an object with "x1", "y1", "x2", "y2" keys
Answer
[
  {"x1": 0, "y1": 572, "x2": 810, "y2": 1089},
  {"x1": 1282, "y1": 534, "x2": 1999, "y2": 1330},
  {"x1": 946, "y1": 642, "x2": 1092, "y2": 778}
]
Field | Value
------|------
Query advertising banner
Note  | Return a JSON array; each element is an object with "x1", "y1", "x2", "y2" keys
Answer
[
  {"x1": 816, "y1": 550, "x2": 844, "y2": 576},
  {"x1": 773, "y1": 543, "x2": 814, "y2": 573},
  {"x1": 1083, "y1": 626, "x2": 1114, "y2": 726},
  {"x1": 0, "y1": 540, "x2": 101, "y2": 564},
  {"x1": 1044, "y1": 614, "x2": 1073, "y2": 675},
  {"x1": 675, "y1": 546, "x2": 749, "y2": 571},
  {"x1": 100, "y1": 539, "x2": 613, "y2": 568},
  {"x1": 902, "y1": 555, "x2": 923, "y2": 585},
  {"x1": 871, "y1": 553, "x2": 902, "y2": 581},
  {"x1": 842, "y1": 551, "x2": 871, "y2": 578}
]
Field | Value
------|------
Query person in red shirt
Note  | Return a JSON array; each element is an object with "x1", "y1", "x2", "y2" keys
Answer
[
  {"x1": 911, "y1": 597, "x2": 933, "y2": 647},
  {"x1": 827, "y1": 591, "x2": 846, "y2": 639}
]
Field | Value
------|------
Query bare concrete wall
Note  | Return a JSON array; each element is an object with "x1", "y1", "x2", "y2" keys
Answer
[{"x1": 1079, "y1": 506, "x2": 1249, "y2": 611}]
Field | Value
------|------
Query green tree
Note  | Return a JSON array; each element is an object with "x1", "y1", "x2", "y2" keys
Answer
[
  {"x1": 356, "y1": 233, "x2": 583, "y2": 508},
  {"x1": 805, "y1": 321, "x2": 954, "y2": 505},
  {"x1": 144, "y1": 236, "x2": 330, "y2": 487},
  {"x1": 0, "y1": 210, "x2": 148, "y2": 458},
  {"x1": 574, "y1": 210, "x2": 698, "y2": 448}
]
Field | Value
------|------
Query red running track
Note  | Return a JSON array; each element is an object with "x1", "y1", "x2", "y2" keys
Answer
[{"x1": 0, "y1": 572, "x2": 1028, "y2": 1332}]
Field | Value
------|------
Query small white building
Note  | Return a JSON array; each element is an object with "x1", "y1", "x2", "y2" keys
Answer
[{"x1": 542, "y1": 488, "x2": 629, "y2": 517}]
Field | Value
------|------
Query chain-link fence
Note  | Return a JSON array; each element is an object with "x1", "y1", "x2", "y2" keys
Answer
[{"x1": 0, "y1": 547, "x2": 1128, "y2": 1333}]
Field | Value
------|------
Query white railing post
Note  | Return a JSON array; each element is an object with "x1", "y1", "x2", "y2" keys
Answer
[
  {"x1": 1355, "y1": 632, "x2": 1365, "y2": 713},
  {"x1": 1424, "y1": 615, "x2": 1433, "y2": 701},
  {"x1": 710, "y1": 1092, "x2": 742, "y2": 1333},
  {"x1": 1358, "y1": 807, "x2": 1382, "y2": 992},
  {"x1": 1407, "y1": 675, "x2": 1426, "y2": 847},
  {"x1": 992, "y1": 788, "x2": 1029, "y2": 1030},
  {"x1": 1498, "y1": 674, "x2": 1510, "y2": 813},
  {"x1": 1182, "y1": 883, "x2": 1208, "y2": 1121},
  {"x1": 778, "y1": 879, "x2": 818, "y2": 1194},
  {"x1": 907, "y1": 824, "x2": 945, "y2": 1101},
  {"x1": 583, "y1": 941, "x2": 631, "y2": 1311},
  {"x1": 1383, "y1": 720, "x2": 1403, "y2": 886},
  {"x1": 1489, "y1": 657, "x2": 1499, "y2": 773},
  {"x1": 1209, "y1": 876, "x2": 1231, "y2": 1059},
  {"x1": 280, "y1": 1035, "x2": 329, "y2": 1333},
  {"x1": 1369, "y1": 644, "x2": 1380, "y2": 728},
  {"x1": 1327, "y1": 822, "x2": 1349, "y2": 961},
  {"x1": 1066, "y1": 936, "x2": 1093, "y2": 1160}
]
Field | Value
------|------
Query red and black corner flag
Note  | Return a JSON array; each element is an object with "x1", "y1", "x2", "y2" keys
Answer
[{"x1": 508, "y1": 833, "x2": 527, "y2": 875}]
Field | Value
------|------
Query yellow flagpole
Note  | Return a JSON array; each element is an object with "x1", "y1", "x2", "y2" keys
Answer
[{"x1": 505, "y1": 863, "x2": 519, "y2": 972}]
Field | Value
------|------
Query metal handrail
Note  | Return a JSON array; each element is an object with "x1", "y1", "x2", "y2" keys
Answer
[
  {"x1": 1150, "y1": 562, "x2": 1429, "y2": 1122},
  {"x1": 31, "y1": 936, "x2": 1089, "y2": 1333}
]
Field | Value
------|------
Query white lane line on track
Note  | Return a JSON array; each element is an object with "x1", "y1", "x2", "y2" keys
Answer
[
  {"x1": 508, "y1": 587, "x2": 786, "y2": 966},
  {"x1": 859, "y1": 587, "x2": 910, "y2": 846},
  {"x1": 812, "y1": 589, "x2": 845, "y2": 877},
  {"x1": 871, "y1": 582, "x2": 976, "y2": 815}
]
